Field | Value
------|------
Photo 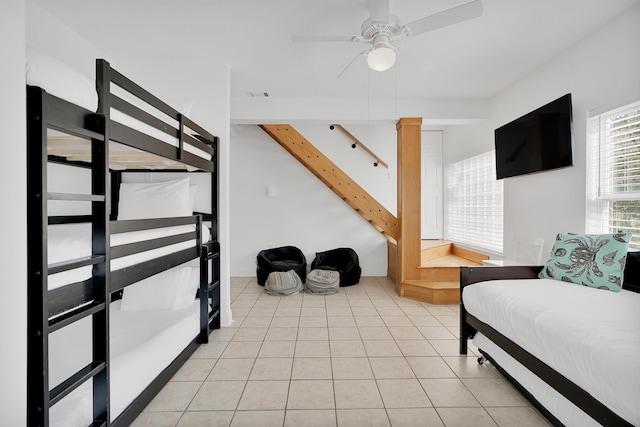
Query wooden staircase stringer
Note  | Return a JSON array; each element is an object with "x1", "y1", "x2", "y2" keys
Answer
[{"x1": 259, "y1": 124, "x2": 398, "y2": 241}]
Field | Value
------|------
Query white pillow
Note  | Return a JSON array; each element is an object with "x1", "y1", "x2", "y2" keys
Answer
[
  {"x1": 120, "y1": 267, "x2": 196, "y2": 311},
  {"x1": 25, "y1": 46, "x2": 98, "y2": 112},
  {"x1": 118, "y1": 177, "x2": 191, "y2": 220},
  {"x1": 189, "y1": 184, "x2": 198, "y2": 213}
]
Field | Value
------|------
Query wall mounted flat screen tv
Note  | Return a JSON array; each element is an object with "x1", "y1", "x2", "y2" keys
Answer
[{"x1": 494, "y1": 93, "x2": 573, "y2": 179}]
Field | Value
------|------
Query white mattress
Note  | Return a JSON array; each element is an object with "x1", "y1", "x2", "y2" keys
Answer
[
  {"x1": 463, "y1": 279, "x2": 640, "y2": 426},
  {"x1": 49, "y1": 298, "x2": 200, "y2": 426},
  {"x1": 47, "y1": 223, "x2": 209, "y2": 290}
]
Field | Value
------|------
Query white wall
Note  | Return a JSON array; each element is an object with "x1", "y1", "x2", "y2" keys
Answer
[
  {"x1": 229, "y1": 123, "x2": 394, "y2": 277},
  {"x1": 0, "y1": 1, "x2": 26, "y2": 424},
  {"x1": 445, "y1": 3, "x2": 640, "y2": 260}
]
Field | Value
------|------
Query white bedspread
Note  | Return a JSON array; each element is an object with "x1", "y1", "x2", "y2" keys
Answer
[
  {"x1": 463, "y1": 278, "x2": 640, "y2": 426},
  {"x1": 49, "y1": 299, "x2": 200, "y2": 426}
]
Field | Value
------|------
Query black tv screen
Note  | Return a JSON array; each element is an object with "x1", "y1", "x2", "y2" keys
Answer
[{"x1": 494, "y1": 93, "x2": 573, "y2": 179}]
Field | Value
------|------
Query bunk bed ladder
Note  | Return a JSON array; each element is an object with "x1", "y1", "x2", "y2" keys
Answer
[{"x1": 27, "y1": 87, "x2": 111, "y2": 426}]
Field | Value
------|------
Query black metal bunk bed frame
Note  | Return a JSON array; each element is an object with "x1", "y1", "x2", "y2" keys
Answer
[
  {"x1": 27, "y1": 59, "x2": 221, "y2": 427},
  {"x1": 459, "y1": 266, "x2": 634, "y2": 427}
]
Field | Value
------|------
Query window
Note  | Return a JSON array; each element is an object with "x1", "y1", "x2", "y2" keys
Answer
[
  {"x1": 586, "y1": 100, "x2": 640, "y2": 250},
  {"x1": 446, "y1": 151, "x2": 503, "y2": 253}
]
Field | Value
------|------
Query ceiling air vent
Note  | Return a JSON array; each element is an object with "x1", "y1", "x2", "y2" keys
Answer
[{"x1": 247, "y1": 91, "x2": 270, "y2": 98}]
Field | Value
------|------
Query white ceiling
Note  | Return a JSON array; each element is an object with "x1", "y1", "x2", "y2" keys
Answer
[{"x1": 33, "y1": 0, "x2": 638, "y2": 101}]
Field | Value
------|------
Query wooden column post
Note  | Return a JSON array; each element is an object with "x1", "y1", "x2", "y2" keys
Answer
[{"x1": 396, "y1": 117, "x2": 422, "y2": 289}]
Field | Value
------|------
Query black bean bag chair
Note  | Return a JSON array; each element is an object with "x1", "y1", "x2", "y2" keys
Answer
[
  {"x1": 310, "y1": 248, "x2": 361, "y2": 287},
  {"x1": 256, "y1": 246, "x2": 307, "y2": 286}
]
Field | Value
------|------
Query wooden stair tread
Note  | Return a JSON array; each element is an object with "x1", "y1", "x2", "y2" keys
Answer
[
  {"x1": 402, "y1": 280, "x2": 459, "y2": 290},
  {"x1": 420, "y1": 254, "x2": 484, "y2": 268}
]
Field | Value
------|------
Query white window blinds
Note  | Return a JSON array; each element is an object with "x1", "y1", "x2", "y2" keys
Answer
[
  {"x1": 586, "y1": 100, "x2": 640, "y2": 249},
  {"x1": 446, "y1": 151, "x2": 503, "y2": 253}
]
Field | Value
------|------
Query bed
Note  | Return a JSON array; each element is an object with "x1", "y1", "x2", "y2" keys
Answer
[
  {"x1": 460, "y1": 245, "x2": 640, "y2": 427},
  {"x1": 26, "y1": 48, "x2": 221, "y2": 426}
]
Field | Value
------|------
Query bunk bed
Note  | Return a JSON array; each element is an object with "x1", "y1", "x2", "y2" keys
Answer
[{"x1": 26, "y1": 51, "x2": 221, "y2": 426}]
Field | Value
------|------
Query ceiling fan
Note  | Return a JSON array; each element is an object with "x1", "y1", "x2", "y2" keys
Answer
[{"x1": 292, "y1": 0, "x2": 483, "y2": 77}]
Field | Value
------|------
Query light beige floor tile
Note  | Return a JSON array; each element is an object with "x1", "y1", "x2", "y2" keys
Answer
[
  {"x1": 354, "y1": 315, "x2": 385, "y2": 327},
  {"x1": 425, "y1": 306, "x2": 457, "y2": 316},
  {"x1": 295, "y1": 340, "x2": 331, "y2": 357},
  {"x1": 327, "y1": 316, "x2": 356, "y2": 327},
  {"x1": 254, "y1": 298, "x2": 280, "y2": 307},
  {"x1": 396, "y1": 340, "x2": 439, "y2": 357},
  {"x1": 207, "y1": 359, "x2": 255, "y2": 381},
  {"x1": 377, "y1": 379, "x2": 432, "y2": 408},
  {"x1": 284, "y1": 409, "x2": 337, "y2": 427},
  {"x1": 301, "y1": 307, "x2": 326, "y2": 316},
  {"x1": 430, "y1": 339, "x2": 463, "y2": 357},
  {"x1": 336, "y1": 409, "x2": 390, "y2": 427},
  {"x1": 407, "y1": 357, "x2": 457, "y2": 378},
  {"x1": 264, "y1": 327, "x2": 297, "y2": 341},
  {"x1": 382, "y1": 315, "x2": 413, "y2": 326},
  {"x1": 363, "y1": 340, "x2": 403, "y2": 357},
  {"x1": 249, "y1": 357, "x2": 293, "y2": 380},
  {"x1": 328, "y1": 327, "x2": 361, "y2": 340},
  {"x1": 485, "y1": 407, "x2": 551, "y2": 427},
  {"x1": 326, "y1": 306, "x2": 353, "y2": 316},
  {"x1": 401, "y1": 306, "x2": 430, "y2": 316},
  {"x1": 238, "y1": 316, "x2": 270, "y2": 328},
  {"x1": 188, "y1": 381, "x2": 246, "y2": 411},
  {"x1": 369, "y1": 357, "x2": 415, "y2": 379},
  {"x1": 172, "y1": 358, "x2": 216, "y2": 381},
  {"x1": 418, "y1": 326, "x2": 457, "y2": 340},
  {"x1": 334, "y1": 379, "x2": 384, "y2": 409},
  {"x1": 247, "y1": 307, "x2": 276, "y2": 317},
  {"x1": 131, "y1": 411, "x2": 182, "y2": 427},
  {"x1": 301, "y1": 297, "x2": 326, "y2": 307},
  {"x1": 191, "y1": 341, "x2": 229, "y2": 359},
  {"x1": 375, "y1": 306, "x2": 406, "y2": 316},
  {"x1": 145, "y1": 382, "x2": 201, "y2": 412},
  {"x1": 237, "y1": 380, "x2": 289, "y2": 410},
  {"x1": 287, "y1": 379, "x2": 335, "y2": 409},
  {"x1": 442, "y1": 356, "x2": 498, "y2": 378},
  {"x1": 299, "y1": 316, "x2": 328, "y2": 327},
  {"x1": 462, "y1": 378, "x2": 528, "y2": 407},
  {"x1": 436, "y1": 407, "x2": 498, "y2": 427},
  {"x1": 420, "y1": 378, "x2": 480, "y2": 407},
  {"x1": 386, "y1": 408, "x2": 444, "y2": 427},
  {"x1": 220, "y1": 342, "x2": 262, "y2": 359},
  {"x1": 332, "y1": 357, "x2": 374, "y2": 379},
  {"x1": 277, "y1": 299, "x2": 303, "y2": 308},
  {"x1": 350, "y1": 306, "x2": 379, "y2": 316},
  {"x1": 297, "y1": 327, "x2": 329, "y2": 341},
  {"x1": 210, "y1": 328, "x2": 238, "y2": 342},
  {"x1": 230, "y1": 410, "x2": 284, "y2": 427},
  {"x1": 291, "y1": 357, "x2": 332, "y2": 379},
  {"x1": 408, "y1": 315, "x2": 442, "y2": 327},
  {"x1": 269, "y1": 316, "x2": 300, "y2": 328},
  {"x1": 358, "y1": 326, "x2": 393, "y2": 340},
  {"x1": 274, "y1": 306, "x2": 301, "y2": 316},
  {"x1": 388, "y1": 326, "x2": 424, "y2": 340},
  {"x1": 330, "y1": 340, "x2": 366, "y2": 358},
  {"x1": 258, "y1": 340, "x2": 296, "y2": 358},
  {"x1": 435, "y1": 315, "x2": 460, "y2": 327},
  {"x1": 177, "y1": 411, "x2": 234, "y2": 427},
  {"x1": 231, "y1": 327, "x2": 268, "y2": 342}
]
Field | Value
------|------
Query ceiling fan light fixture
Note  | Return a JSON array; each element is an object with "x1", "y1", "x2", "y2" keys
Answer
[{"x1": 367, "y1": 44, "x2": 396, "y2": 72}]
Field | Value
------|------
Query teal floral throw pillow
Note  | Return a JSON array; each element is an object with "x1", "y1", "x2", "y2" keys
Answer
[{"x1": 538, "y1": 232, "x2": 630, "y2": 292}]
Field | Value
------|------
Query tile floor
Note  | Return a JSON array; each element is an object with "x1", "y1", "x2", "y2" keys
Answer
[{"x1": 132, "y1": 276, "x2": 550, "y2": 427}]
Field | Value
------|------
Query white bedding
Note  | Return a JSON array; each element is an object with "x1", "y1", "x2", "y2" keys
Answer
[
  {"x1": 463, "y1": 279, "x2": 640, "y2": 426},
  {"x1": 47, "y1": 223, "x2": 210, "y2": 290},
  {"x1": 49, "y1": 298, "x2": 201, "y2": 426}
]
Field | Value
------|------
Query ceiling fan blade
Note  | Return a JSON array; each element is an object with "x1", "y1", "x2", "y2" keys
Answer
[
  {"x1": 368, "y1": 0, "x2": 389, "y2": 22},
  {"x1": 404, "y1": 0, "x2": 483, "y2": 36},
  {"x1": 292, "y1": 34, "x2": 356, "y2": 43},
  {"x1": 336, "y1": 49, "x2": 370, "y2": 80}
]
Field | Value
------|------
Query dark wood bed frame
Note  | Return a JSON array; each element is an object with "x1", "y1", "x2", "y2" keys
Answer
[
  {"x1": 27, "y1": 59, "x2": 221, "y2": 427},
  {"x1": 459, "y1": 266, "x2": 634, "y2": 427}
]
